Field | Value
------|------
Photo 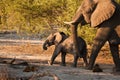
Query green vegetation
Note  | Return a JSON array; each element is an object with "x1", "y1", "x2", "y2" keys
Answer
[
  {"x1": 0, "y1": 0, "x2": 120, "y2": 44},
  {"x1": 0, "y1": 0, "x2": 80, "y2": 33},
  {"x1": 116, "y1": 0, "x2": 120, "y2": 3}
]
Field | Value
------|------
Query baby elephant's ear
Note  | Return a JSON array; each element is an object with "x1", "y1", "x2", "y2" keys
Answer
[
  {"x1": 54, "y1": 32, "x2": 63, "y2": 45},
  {"x1": 91, "y1": 1, "x2": 116, "y2": 27},
  {"x1": 60, "y1": 32, "x2": 66, "y2": 36}
]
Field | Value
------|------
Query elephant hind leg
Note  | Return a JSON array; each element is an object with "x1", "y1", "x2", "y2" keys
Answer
[
  {"x1": 109, "y1": 43, "x2": 120, "y2": 71},
  {"x1": 61, "y1": 52, "x2": 66, "y2": 66},
  {"x1": 108, "y1": 30, "x2": 120, "y2": 71}
]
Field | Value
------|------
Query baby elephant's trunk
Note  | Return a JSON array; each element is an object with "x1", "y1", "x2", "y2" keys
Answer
[{"x1": 43, "y1": 40, "x2": 49, "y2": 50}]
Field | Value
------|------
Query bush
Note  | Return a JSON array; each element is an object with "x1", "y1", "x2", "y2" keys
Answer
[
  {"x1": 3, "y1": 0, "x2": 120, "y2": 44},
  {"x1": 77, "y1": 25, "x2": 96, "y2": 44}
]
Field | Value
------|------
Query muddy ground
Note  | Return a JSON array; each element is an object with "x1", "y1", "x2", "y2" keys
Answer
[{"x1": 0, "y1": 32, "x2": 120, "y2": 80}]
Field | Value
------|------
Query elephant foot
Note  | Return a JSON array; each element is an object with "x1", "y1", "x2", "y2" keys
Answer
[
  {"x1": 86, "y1": 65, "x2": 93, "y2": 70},
  {"x1": 48, "y1": 60, "x2": 53, "y2": 65},
  {"x1": 116, "y1": 67, "x2": 120, "y2": 72},
  {"x1": 116, "y1": 68, "x2": 120, "y2": 72},
  {"x1": 60, "y1": 63, "x2": 66, "y2": 66},
  {"x1": 113, "y1": 67, "x2": 120, "y2": 72},
  {"x1": 71, "y1": 64, "x2": 77, "y2": 68},
  {"x1": 92, "y1": 64, "x2": 103, "y2": 72}
]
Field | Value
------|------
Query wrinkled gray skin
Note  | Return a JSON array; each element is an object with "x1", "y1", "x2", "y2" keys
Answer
[
  {"x1": 43, "y1": 32, "x2": 88, "y2": 67},
  {"x1": 64, "y1": 0, "x2": 120, "y2": 71}
]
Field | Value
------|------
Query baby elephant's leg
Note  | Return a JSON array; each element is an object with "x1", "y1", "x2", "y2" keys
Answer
[
  {"x1": 50, "y1": 46, "x2": 62, "y2": 65},
  {"x1": 61, "y1": 52, "x2": 66, "y2": 66},
  {"x1": 72, "y1": 54, "x2": 79, "y2": 67},
  {"x1": 82, "y1": 55, "x2": 88, "y2": 67}
]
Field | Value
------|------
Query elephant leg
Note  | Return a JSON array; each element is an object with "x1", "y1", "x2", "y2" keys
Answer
[
  {"x1": 82, "y1": 55, "x2": 88, "y2": 67},
  {"x1": 109, "y1": 42, "x2": 120, "y2": 71},
  {"x1": 50, "y1": 46, "x2": 62, "y2": 65},
  {"x1": 72, "y1": 54, "x2": 79, "y2": 67},
  {"x1": 108, "y1": 30, "x2": 120, "y2": 71},
  {"x1": 61, "y1": 52, "x2": 66, "y2": 66},
  {"x1": 87, "y1": 26, "x2": 112, "y2": 70}
]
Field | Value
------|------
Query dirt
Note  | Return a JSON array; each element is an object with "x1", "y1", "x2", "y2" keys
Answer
[
  {"x1": 0, "y1": 32, "x2": 120, "y2": 80},
  {"x1": 0, "y1": 42, "x2": 119, "y2": 80}
]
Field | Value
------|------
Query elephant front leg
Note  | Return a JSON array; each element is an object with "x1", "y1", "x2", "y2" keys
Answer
[
  {"x1": 61, "y1": 52, "x2": 66, "y2": 66},
  {"x1": 50, "y1": 46, "x2": 62, "y2": 65},
  {"x1": 109, "y1": 43, "x2": 120, "y2": 71},
  {"x1": 87, "y1": 26, "x2": 112, "y2": 70}
]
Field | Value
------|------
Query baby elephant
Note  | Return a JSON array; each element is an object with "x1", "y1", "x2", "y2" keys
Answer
[{"x1": 43, "y1": 32, "x2": 88, "y2": 67}]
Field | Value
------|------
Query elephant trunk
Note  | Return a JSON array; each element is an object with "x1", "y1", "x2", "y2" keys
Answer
[
  {"x1": 71, "y1": 11, "x2": 84, "y2": 56},
  {"x1": 64, "y1": 6, "x2": 85, "y2": 56},
  {"x1": 71, "y1": 25, "x2": 79, "y2": 56},
  {"x1": 43, "y1": 40, "x2": 49, "y2": 50}
]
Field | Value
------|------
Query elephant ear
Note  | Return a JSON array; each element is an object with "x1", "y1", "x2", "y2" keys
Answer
[
  {"x1": 91, "y1": 1, "x2": 116, "y2": 27},
  {"x1": 54, "y1": 32, "x2": 63, "y2": 45},
  {"x1": 46, "y1": 33, "x2": 54, "y2": 41}
]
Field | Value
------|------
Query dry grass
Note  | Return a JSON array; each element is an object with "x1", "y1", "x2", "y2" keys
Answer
[
  {"x1": 0, "y1": 43, "x2": 116, "y2": 64},
  {"x1": 0, "y1": 43, "x2": 119, "y2": 80},
  {"x1": 0, "y1": 43, "x2": 42, "y2": 54},
  {"x1": 0, "y1": 43, "x2": 56, "y2": 55}
]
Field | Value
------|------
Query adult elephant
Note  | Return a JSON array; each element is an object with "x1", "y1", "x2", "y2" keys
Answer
[{"x1": 64, "y1": 0, "x2": 120, "y2": 71}]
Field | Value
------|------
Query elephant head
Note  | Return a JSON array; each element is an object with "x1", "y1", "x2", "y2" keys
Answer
[
  {"x1": 43, "y1": 32, "x2": 67, "y2": 50},
  {"x1": 65, "y1": 0, "x2": 116, "y2": 27},
  {"x1": 64, "y1": 0, "x2": 116, "y2": 55},
  {"x1": 65, "y1": 0, "x2": 120, "y2": 71}
]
